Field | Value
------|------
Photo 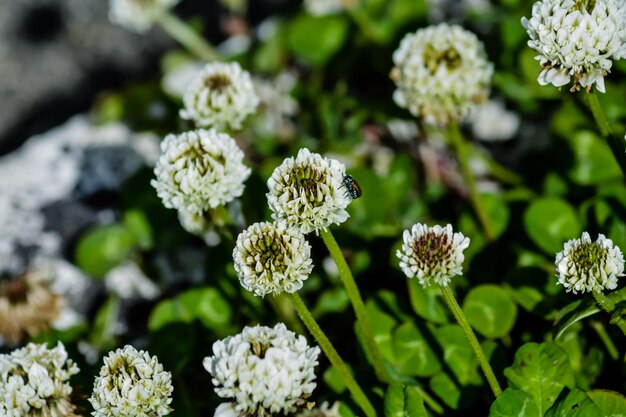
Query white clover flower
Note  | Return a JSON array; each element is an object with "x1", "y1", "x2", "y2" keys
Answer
[
  {"x1": 390, "y1": 23, "x2": 493, "y2": 126},
  {"x1": 90, "y1": 345, "x2": 173, "y2": 417},
  {"x1": 555, "y1": 232, "x2": 624, "y2": 294},
  {"x1": 252, "y1": 73, "x2": 299, "y2": 140},
  {"x1": 181, "y1": 62, "x2": 259, "y2": 130},
  {"x1": 468, "y1": 100, "x2": 520, "y2": 142},
  {"x1": 522, "y1": 0, "x2": 626, "y2": 93},
  {"x1": 233, "y1": 222, "x2": 313, "y2": 297},
  {"x1": 203, "y1": 323, "x2": 320, "y2": 416},
  {"x1": 104, "y1": 261, "x2": 160, "y2": 300},
  {"x1": 0, "y1": 342, "x2": 80, "y2": 417},
  {"x1": 151, "y1": 129, "x2": 251, "y2": 214},
  {"x1": 397, "y1": 223, "x2": 470, "y2": 287},
  {"x1": 109, "y1": 0, "x2": 180, "y2": 32},
  {"x1": 267, "y1": 148, "x2": 351, "y2": 235}
]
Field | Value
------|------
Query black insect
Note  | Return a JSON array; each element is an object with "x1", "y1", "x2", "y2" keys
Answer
[{"x1": 342, "y1": 175, "x2": 362, "y2": 199}]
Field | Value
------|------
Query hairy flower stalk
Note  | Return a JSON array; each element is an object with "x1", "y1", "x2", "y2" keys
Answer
[
  {"x1": 109, "y1": 0, "x2": 219, "y2": 60},
  {"x1": 90, "y1": 345, "x2": 173, "y2": 417},
  {"x1": 522, "y1": 0, "x2": 626, "y2": 93},
  {"x1": 556, "y1": 232, "x2": 626, "y2": 334},
  {"x1": 390, "y1": 23, "x2": 493, "y2": 126},
  {"x1": 152, "y1": 129, "x2": 251, "y2": 216},
  {"x1": 397, "y1": 223, "x2": 502, "y2": 397},
  {"x1": 181, "y1": 62, "x2": 259, "y2": 130},
  {"x1": 231, "y1": 223, "x2": 376, "y2": 416},
  {"x1": 203, "y1": 323, "x2": 320, "y2": 417},
  {"x1": 0, "y1": 342, "x2": 80, "y2": 417}
]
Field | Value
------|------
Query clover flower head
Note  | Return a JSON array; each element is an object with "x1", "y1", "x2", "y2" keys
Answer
[
  {"x1": 109, "y1": 0, "x2": 180, "y2": 32},
  {"x1": 0, "y1": 271, "x2": 62, "y2": 344},
  {"x1": 390, "y1": 23, "x2": 493, "y2": 126},
  {"x1": 89, "y1": 345, "x2": 173, "y2": 417},
  {"x1": 151, "y1": 129, "x2": 251, "y2": 214},
  {"x1": 181, "y1": 62, "x2": 259, "y2": 130},
  {"x1": 522, "y1": 0, "x2": 626, "y2": 93},
  {"x1": 0, "y1": 342, "x2": 80, "y2": 417},
  {"x1": 555, "y1": 232, "x2": 624, "y2": 294},
  {"x1": 397, "y1": 223, "x2": 470, "y2": 287},
  {"x1": 203, "y1": 323, "x2": 320, "y2": 416},
  {"x1": 267, "y1": 148, "x2": 351, "y2": 235},
  {"x1": 233, "y1": 222, "x2": 313, "y2": 297}
]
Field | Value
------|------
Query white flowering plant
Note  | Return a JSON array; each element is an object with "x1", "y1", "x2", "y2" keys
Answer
[{"x1": 2, "y1": 0, "x2": 626, "y2": 417}]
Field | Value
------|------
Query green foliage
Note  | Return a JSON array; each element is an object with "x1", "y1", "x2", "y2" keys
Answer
[
  {"x1": 74, "y1": 224, "x2": 138, "y2": 277},
  {"x1": 504, "y1": 342, "x2": 575, "y2": 415},
  {"x1": 33, "y1": 0, "x2": 626, "y2": 416},
  {"x1": 462, "y1": 284, "x2": 518, "y2": 338},
  {"x1": 523, "y1": 198, "x2": 582, "y2": 254},
  {"x1": 383, "y1": 383, "x2": 428, "y2": 417}
]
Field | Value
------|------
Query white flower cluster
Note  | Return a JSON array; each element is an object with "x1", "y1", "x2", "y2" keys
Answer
[
  {"x1": 0, "y1": 342, "x2": 80, "y2": 417},
  {"x1": 104, "y1": 261, "x2": 160, "y2": 300},
  {"x1": 233, "y1": 222, "x2": 314, "y2": 297},
  {"x1": 390, "y1": 23, "x2": 493, "y2": 126},
  {"x1": 152, "y1": 129, "x2": 251, "y2": 214},
  {"x1": 90, "y1": 345, "x2": 173, "y2": 417},
  {"x1": 555, "y1": 232, "x2": 624, "y2": 294},
  {"x1": 252, "y1": 73, "x2": 299, "y2": 140},
  {"x1": 522, "y1": 0, "x2": 626, "y2": 92},
  {"x1": 203, "y1": 323, "x2": 320, "y2": 416},
  {"x1": 109, "y1": 0, "x2": 180, "y2": 32},
  {"x1": 468, "y1": 100, "x2": 520, "y2": 142},
  {"x1": 181, "y1": 62, "x2": 259, "y2": 130},
  {"x1": 397, "y1": 223, "x2": 470, "y2": 287},
  {"x1": 267, "y1": 148, "x2": 351, "y2": 235}
]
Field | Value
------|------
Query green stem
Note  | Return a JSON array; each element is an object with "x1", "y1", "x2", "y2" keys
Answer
[
  {"x1": 288, "y1": 293, "x2": 377, "y2": 417},
  {"x1": 470, "y1": 144, "x2": 524, "y2": 186},
  {"x1": 320, "y1": 229, "x2": 388, "y2": 383},
  {"x1": 584, "y1": 91, "x2": 626, "y2": 176},
  {"x1": 592, "y1": 291, "x2": 626, "y2": 336},
  {"x1": 440, "y1": 285, "x2": 502, "y2": 397},
  {"x1": 156, "y1": 11, "x2": 221, "y2": 62},
  {"x1": 590, "y1": 321, "x2": 619, "y2": 360},
  {"x1": 415, "y1": 386, "x2": 444, "y2": 415},
  {"x1": 267, "y1": 293, "x2": 306, "y2": 335},
  {"x1": 448, "y1": 124, "x2": 496, "y2": 242}
]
